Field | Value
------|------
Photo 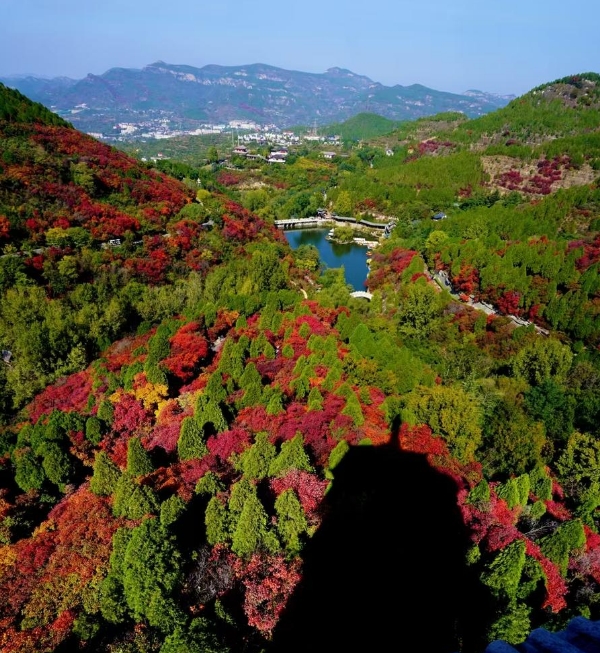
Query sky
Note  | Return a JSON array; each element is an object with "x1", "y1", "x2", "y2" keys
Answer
[{"x1": 1, "y1": 0, "x2": 599, "y2": 96}]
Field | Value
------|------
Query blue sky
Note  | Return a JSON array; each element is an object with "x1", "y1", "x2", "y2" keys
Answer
[{"x1": 2, "y1": 0, "x2": 599, "y2": 96}]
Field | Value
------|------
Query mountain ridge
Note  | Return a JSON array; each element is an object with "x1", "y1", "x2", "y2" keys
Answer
[{"x1": 0, "y1": 61, "x2": 515, "y2": 135}]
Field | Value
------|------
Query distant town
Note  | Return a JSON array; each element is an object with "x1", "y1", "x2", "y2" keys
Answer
[{"x1": 80, "y1": 110, "x2": 342, "y2": 148}]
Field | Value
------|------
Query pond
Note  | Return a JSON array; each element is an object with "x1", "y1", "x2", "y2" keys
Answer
[{"x1": 283, "y1": 228, "x2": 371, "y2": 291}]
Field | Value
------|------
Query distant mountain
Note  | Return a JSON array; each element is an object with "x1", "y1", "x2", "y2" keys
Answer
[{"x1": 0, "y1": 61, "x2": 515, "y2": 135}]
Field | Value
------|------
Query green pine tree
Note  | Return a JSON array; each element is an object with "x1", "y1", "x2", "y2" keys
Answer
[
  {"x1": 238, "y1": 432, "x2": 276, "y2": 479},
  {"x1": 160, "y1": 495, "x2": 186, "y2": 527},
  {"x1": 275, "y1": 489, "x2": 308, "y2": 555},
  {"x1": 195, "y1": 471, "x2": 224, "y2": 496},
  {"x1": 85, "y1": 416, "x2": 103, "y2": 445},
  {"x1": 539, "y1": 519, "x2": 586, "y2": 576},
  {"x1": 231, "y1": 492, "x2": 278, "y2": 557},
  {"x1": 205, "y1": 371, "x2": 228, "y2": 404},
  {"x1": 266, "y1": 389, "x2": 285, "y2": 415},
  {"x1": 481, "y1": 540, "x2": 526, "y2": 601},
  {"x1": 178, "y1": 416, "x2": 208, "y2": 461},
  {"x1": 122, "y1": 518, "x2": 184, "y2": 632},
  {"x1": 13, "y1": 448, "x2": 46, "y2": 492},
  {"x1": 112, "y1": 474, "x2": 159, "y2": 519},
  {"x1": 96, "y1": 400, "x2": 114, "y2": 426},
  {"x1": 269, "y1": 433, "x2": 313, "y2": 477},
  {"x1": 196, "y1": 396, "x2": 228, "y2": 433},
  {"x1": 90, "y1": 451, "x2": 121, "y2": 496},
  {"x1": 99, "y1": 573, "x2": 128, "y2": 624},
  {"x1": 205, "y1": 496, "x2": 230, "y2": 545},
  {"x1": 127, "y1": 437, "x2": 153, "y2": 477},
  {"x1": 328, "y1": 439, "x2": 349, "y2": 472},
  {"x1": 341, "y1": 391, "x2": 365, "y2": 426},
  {"x1": 307, "y1": 387, "x2": 324, "y2": 411},
  {"x1": 39, "y1": 441, "x2": 71, "y2": 487},
  {"x1": 228, "y1": 478, "x2": 255, "y2": 531}
]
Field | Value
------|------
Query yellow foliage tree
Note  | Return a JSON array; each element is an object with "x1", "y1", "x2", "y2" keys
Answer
[{"x1": 133, "y1": 380, "x2": 169, "y2": 411}]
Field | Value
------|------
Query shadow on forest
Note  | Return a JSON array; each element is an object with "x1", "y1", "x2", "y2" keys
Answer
[{"x1": 268, "y1": 428, "x2": 491, "y2": 653}]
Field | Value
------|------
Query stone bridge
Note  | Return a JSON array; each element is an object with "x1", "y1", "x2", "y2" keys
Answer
[{"x1": 350, "y1": 291, "x2": 373, "y2": 300}]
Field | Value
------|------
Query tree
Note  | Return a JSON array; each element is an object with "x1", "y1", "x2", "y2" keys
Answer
[
  {"x1": 307, "y1": 387, "x2": 323, "y2": 411},
  {"x1": 97, "y1": 400, "x2": 114, "y2": 426},
  {"x1": 13, "y1": 447, "x2": 46, "y2": 492},
  {"x1": 160, "y1": 617, "x2": 227, "y2": 653},
  {"x1": 496, "y1": 475, "x2": 530, "y2": 510},
  {"x1": 160, "y1": 494, "x2": 186, "y2": 527},
  {"x1": 231, "y1": 492, "x2": 279, "y2": 558},
  {"x1": 275, "y1": 489, "x2": 308, "y2": 555},
  {"x1": 481, "y1": 399, "x2": 546, "y2": 478},
  {"x1": 334, "y1": 190, "x2": 353, "y2": 216},
  {"x1": 228, "y1": 477, "x2": 254, "y2": 512},
  {"x1": 122, "y1": 518, "x2": 185, "y2": 631},
  {"x1": 207, "y1": 146, "x2": 219, "y2": 164},
  {"x1": 512, "y1": 338, "x2": 573, "y2": 386},
  {"x1": 266, "y1": 389, "x2": 285, "y2": 415},
  {"x1": 39, "y1": 441, "x2": 71, "y2": 487},
  {"x1": 331, "y1": 225, "x2": 354, "y2": 243},
  {"x1": 205, "y1": 496, "x2": 230, "y2": 545},
  {"x1": 290, "y1": 373, "x2": 310, "y2": 400},
  {"x1": 269, "y1": 433, "x2": 313, "y2": 477},
  {"x1": 404, "y1": 384, "x2": 482, "y2": 462},
  {"x1": 294, "y1": 244, "x2": 320, "y2": 272},
  {"x1": 397, "y1": 280, "x2": 442, "y2": 337},
  {"x1": 524, "y1": 380, "x2": 575, "y2": 443},
  {"x1": 237, "y1": 363, "x2": 264, "y2": 409},
  {"x1": 195, "y1": 471, "x2": 224, "y2": 496},
  {"x1": 249, "y1": 248, "x2": 287, "y2": 293},
  {"x1": 238, "y1": 432, "x2": 276, "y2": 480},
  {"x1": 205, "y1": 371, "x2": 228, "y2": 404},
  {"x1": 178, "y1": 416, "x2": 208, "y2": 461},
  {"x1": 127, "y1": 436, "x2": 153, "y2": 477},
  {"x1": 328, "y1": 439, "x2": 350, "y2": 473},
  {"x1": 85, "y1": 416, "x2": 103, "y2": 445},
  {"x1": 196, "y1": 395, "x2": 228, "y2": 433},
  {"x1": 99, "y1": 572, "x2": 128, "y2": 624},
  {"x1": 217, "y1": 338, "x2": 245, "y2": 382},
  {"x1": 341, "y1": 391, "x2": 365, "y2": 427},
  {"x1": 90, "y1": 451, "x2": 120, "y2": 496},
  {"x1": 556, "y1": 431, "x2": 600, "y2": 517},
  {"x1": 539, "y1": 520, "x2": 586, "y2": 576},
  {"x1": 113, "y1": 473, "x2": 159, "y2": 519},
  {"x1": 482, "y1": 540, "x2": 526, "y2": 602},
  {"x1": 487, "y1": 603, "x2": 531, "y2": 646}
]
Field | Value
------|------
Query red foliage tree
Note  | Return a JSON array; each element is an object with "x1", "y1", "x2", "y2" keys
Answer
[
  {"x1": 145, "y1": 399, "x2": 189, "y2": 454},
  {"x1": 207, "y1": 427, "x2": 252, "y2": 463},
  {"x1": 162, "y1": 321, "x2": 209, "y2": 382},
  {"x1": 525, "y1": 540, "x2": 568, "y2": 612},
  {"x1": 234, "y1": 553, "x2": 301, "y2": 636},
  {"x1": 271, "y1": 469, "x2": 328, "y2": 517},
  {"x1": 496, "y1": 290, "x2": 521, "y2": 316},
  {"x1": 27, "y1": 371, "x2": 92, "y2": 424},
  {"x1": 452, "y1": 264, "x2": 480, "y2": 297},
  {"x1": 0, "y1": 215, "x2": 10, "y2": 239}
]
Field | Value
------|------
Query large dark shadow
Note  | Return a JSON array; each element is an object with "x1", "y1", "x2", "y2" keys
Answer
[{"x1": 269, "y1": 429, "x2": 489, "y2": 653}]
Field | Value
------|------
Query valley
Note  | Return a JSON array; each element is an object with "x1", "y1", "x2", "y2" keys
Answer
[{"x1": 0, "y1": 72, "x2": 600, "y2": 653}]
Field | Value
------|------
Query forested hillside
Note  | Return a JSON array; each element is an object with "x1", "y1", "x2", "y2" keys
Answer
[{"x1": 1, "y1": 77, "x2": 600, "y2": 653}]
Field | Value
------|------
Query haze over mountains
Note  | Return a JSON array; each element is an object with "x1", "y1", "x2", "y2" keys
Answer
[{"x1": 0, "y1": 61, "x2": 515, "y2": 136}]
